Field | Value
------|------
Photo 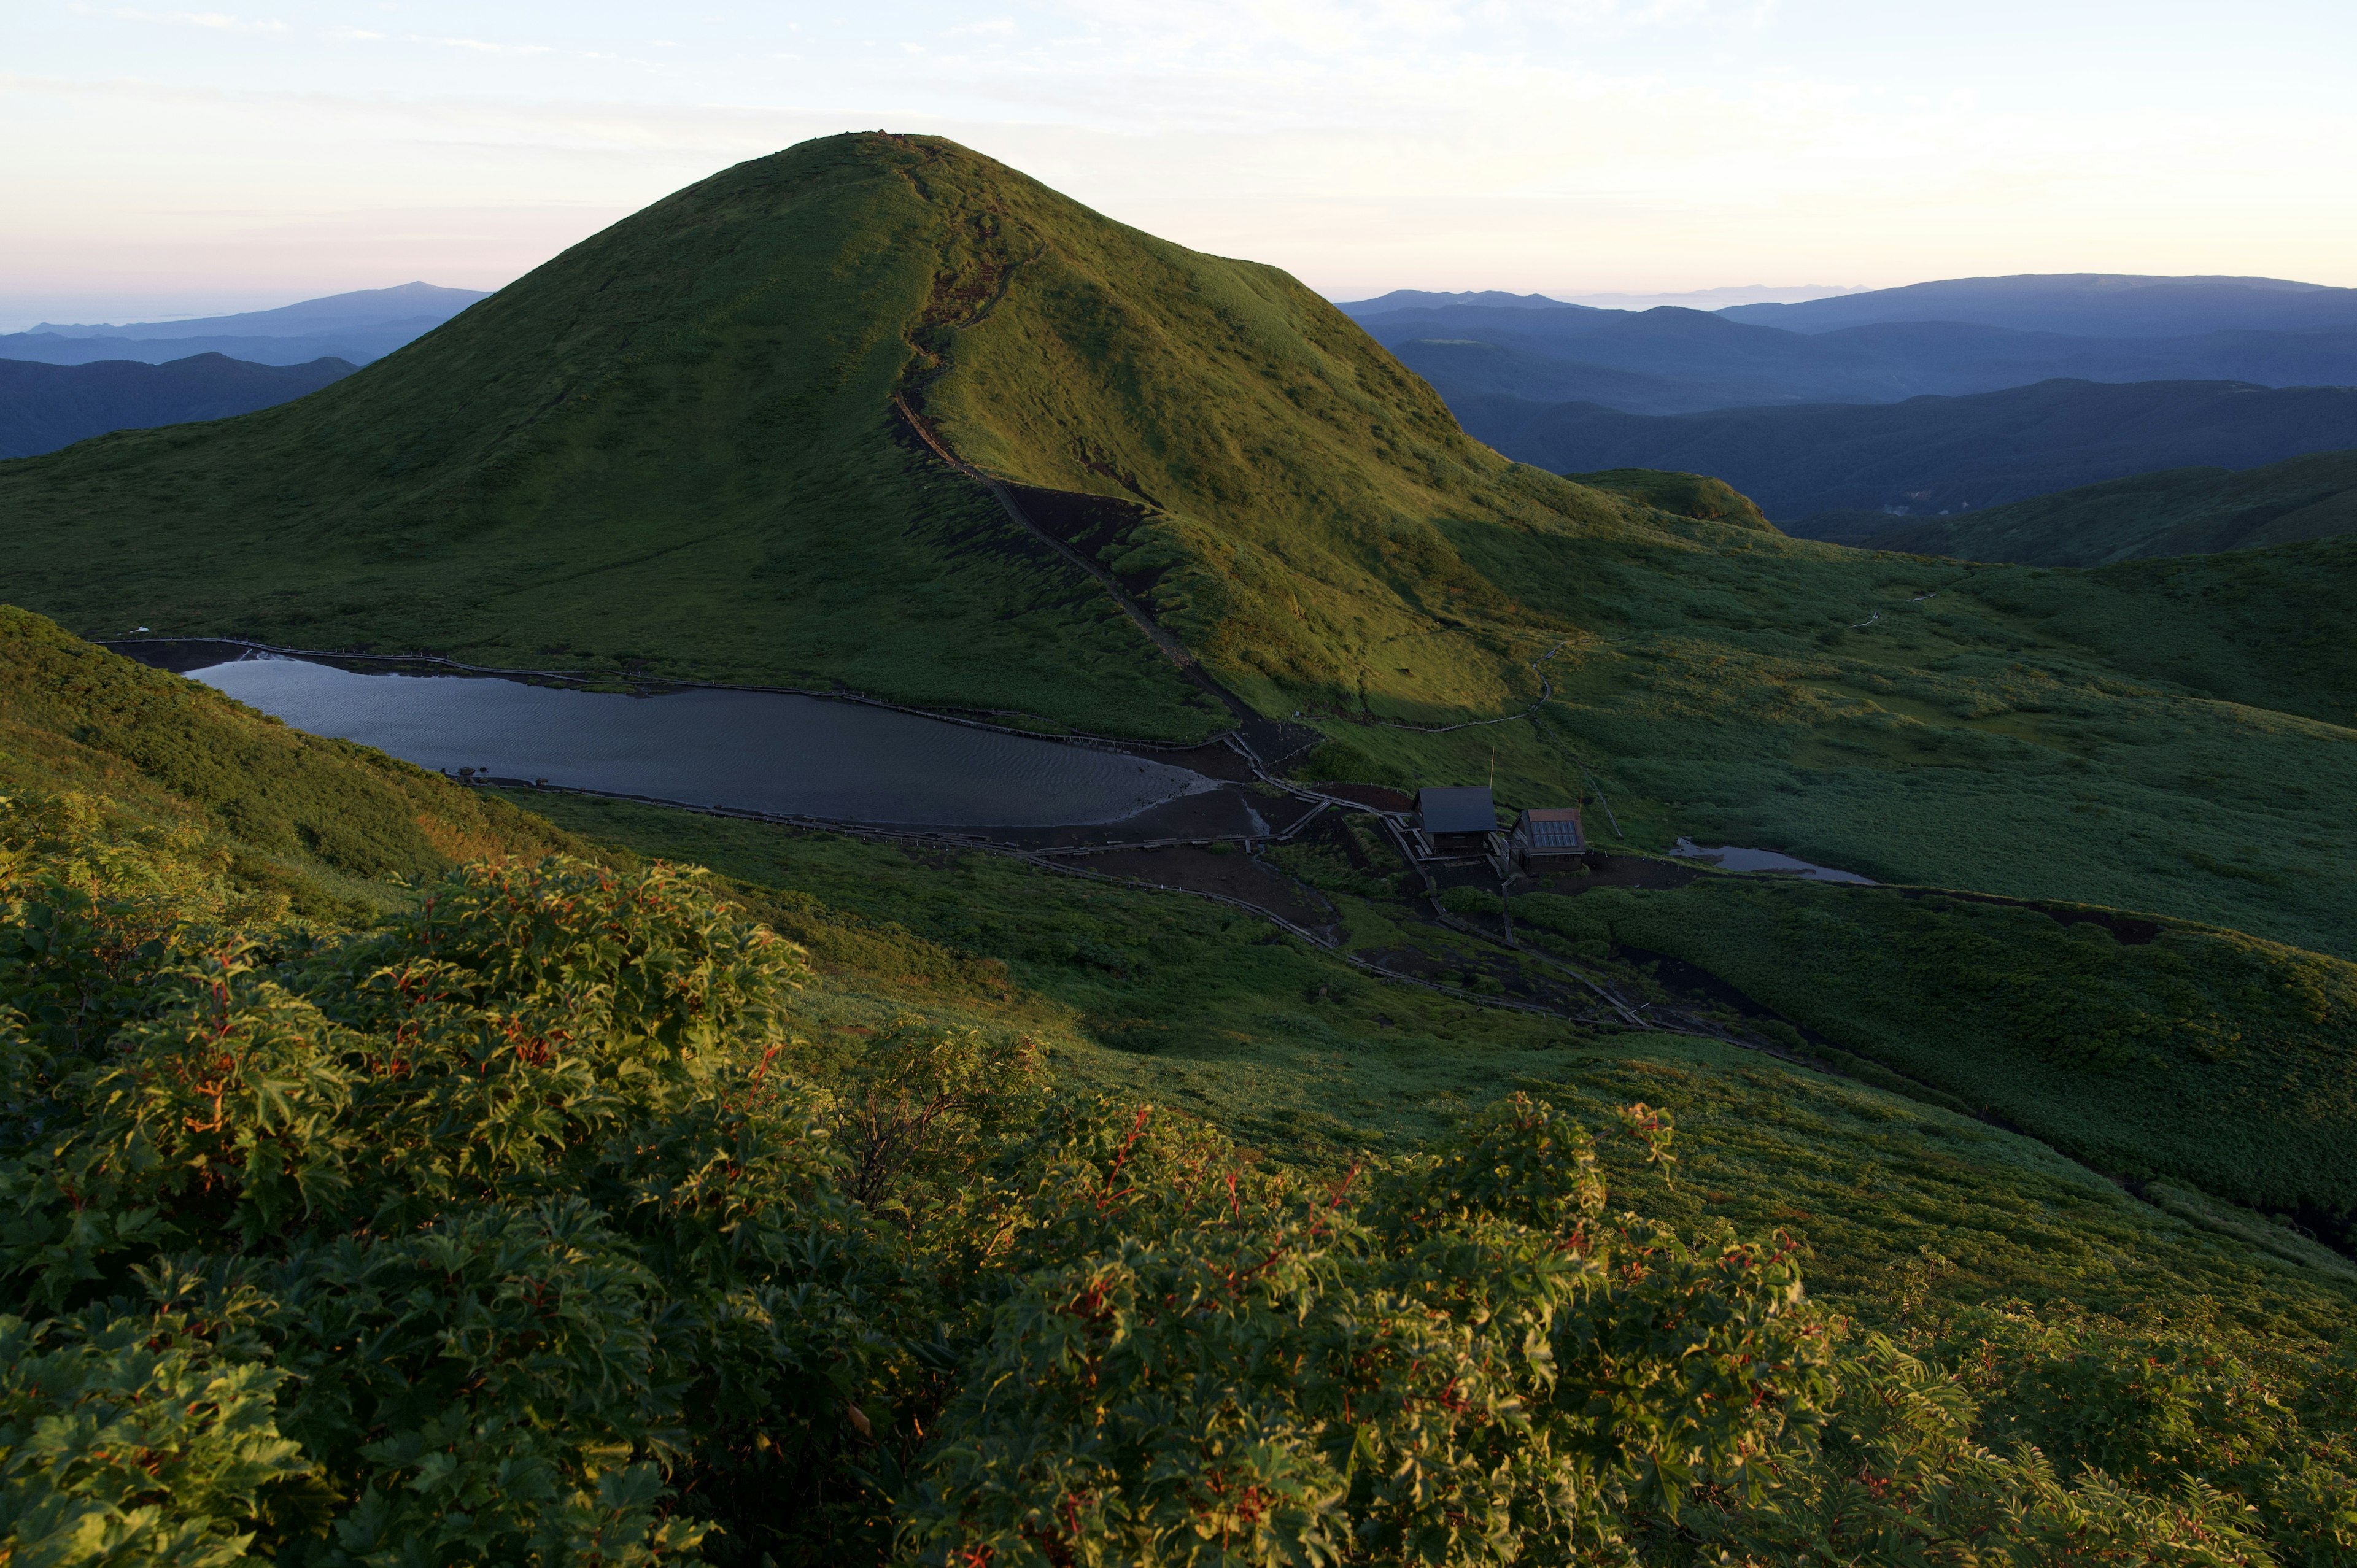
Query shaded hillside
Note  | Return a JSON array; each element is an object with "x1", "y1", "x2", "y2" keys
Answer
[
  {"x1": 0, "y1": 353, "x2": 355, "y2": 458},
  {"x1": 1462, "y1": 378, "x2": 2357, "y2": 517},
  {"x1": 1389, "y1": 336, "x2": 1777, "y2": 415},
  {"x1": 1796, "y1": 449, "x2": 2357, "y2": 566},
  {"x1": 0, "y1": 605, "x2": 574, "y2": 911},
  {"x1": 1722, "y1": 272, "x2": 2357, "y2": 336}
]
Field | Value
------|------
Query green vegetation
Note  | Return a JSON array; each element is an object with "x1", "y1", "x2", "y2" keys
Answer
[
  {"x1": 0, "y1": 139, "x2": 1220, "y2": 740},
  {"x1": 0, "y1": 605, "x2": 574, "y2": 916},
  {"x1": 1507, "y1": 873, "x2": 2357, "y2": 1216},
  {"x1": 1813, "y1": 449, "x2": 2357, "y2": 566},
  {"x1": 532, "y1": 784, "x2": 2357, "y2": 1316},
  {"x1": 1562, "y1": 466, "x2": 1776, "y2": 530},
  {"x1": 3, "y1": 637, "x2": 2355, "y2": 1563}
]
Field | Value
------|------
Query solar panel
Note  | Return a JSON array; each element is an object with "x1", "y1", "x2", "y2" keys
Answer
[{"x1": 1526, "y1": 817, "x2": 1583, "y2": 849}]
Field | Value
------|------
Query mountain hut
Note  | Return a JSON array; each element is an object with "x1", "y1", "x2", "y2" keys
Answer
[
  {"x1": 1509, "y1": 807, "x2": 1587, "y2": 867},
  {"x1": 1414, "y1": 786, "x2": 1501, "y2": 857}
]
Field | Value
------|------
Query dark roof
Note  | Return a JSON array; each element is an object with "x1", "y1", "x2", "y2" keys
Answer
[
  {"x1": 1417, "y1": 786, "x2": 1497, "y2": 834},
  {"x1": 1517, "y1": 808, "x2": 1585, "y2": 850}
]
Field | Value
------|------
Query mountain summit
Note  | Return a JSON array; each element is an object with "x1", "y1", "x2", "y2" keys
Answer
[{"x1": 0, "y1": 132, "x2": 1641, "y2": 736}]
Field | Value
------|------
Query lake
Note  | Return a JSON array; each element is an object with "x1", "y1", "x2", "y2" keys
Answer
[{"x1": 187, "y1": 654, "x2": 1223, "y2": 829}]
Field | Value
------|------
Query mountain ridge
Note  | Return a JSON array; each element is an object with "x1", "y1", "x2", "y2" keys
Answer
[
  {"x1": 0, "y1": 352, "x2": 355, "y2": 458},
  {"x1": 1363, "y1": 303, "x2": 2357, "y2": 412},
  {"x1": 1721, "y1": 271, "x2": 2357, "y2": 336},
  {"x1": 1, "y1": 282, "x2": 490, "y2": 367},
  {"x1": 25, "y1": 281, "x2": 488, "y2": 339},
  {"x1": 1453, "y1": 377, "x2": 2357, "y2": 517}
]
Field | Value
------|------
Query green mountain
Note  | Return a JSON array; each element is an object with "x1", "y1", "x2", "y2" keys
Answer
[
  {"x1": 1800, "y1": 448, "x2": 2357, "y2": 565},
  {"x1": 0, "y1": 131, "x2": 1638, "y2": 740},
  {"x1": 3, "y1": 133, "x2": 2355, "y2": 968}
]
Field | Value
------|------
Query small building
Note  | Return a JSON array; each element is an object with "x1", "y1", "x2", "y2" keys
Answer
[
  {"x1": 1510, "y1": 807, "x2": 1586, "y2": 867},
  {"x1": 1414, "y1": 786, "x2": 1500, "y2": 857}
]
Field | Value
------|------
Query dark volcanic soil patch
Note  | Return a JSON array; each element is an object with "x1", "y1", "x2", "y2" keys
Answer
[
  {"x1": 1303, "y1": 781, "x2": 1413, "y2": 813},
  {"x1": 1045, "y1": 844, "x2": 1336, "y2": 932}
]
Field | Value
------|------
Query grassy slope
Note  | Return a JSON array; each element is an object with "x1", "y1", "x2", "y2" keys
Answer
[
  {"x1": 0, "y1": 133, "x2": 2352, "y2": 959},
  {"x1": 4, "y1": 624, "x2": 2347, "y2": 1343},
  {"x1": 514, "y1": 788, "x2": 2356, "y2": 1337},
  {"x1": 0, "y1": 607, "x2": 573, "y2": 911},
  {"x1": 1506, "y1": 874, "x2": 2357, "y2": 1215},
  {"x1": 1562, "y1": 468, "x2": 1777, "y2": 530},
  {"x1": 1302, "y1": 531, "x2": 2357, "y2": 960},
  {"x1": 1810, "y1": 448, "x2": 2357, "y2": 566}
]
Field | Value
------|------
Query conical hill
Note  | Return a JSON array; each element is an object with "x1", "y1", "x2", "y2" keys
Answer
[{"x1": 0, "y1": 133, "x2": 1646, "y2": 737}]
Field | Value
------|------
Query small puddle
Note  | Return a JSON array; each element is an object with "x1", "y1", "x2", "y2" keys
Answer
[
  {"x1": 182, "y1": 653, "x2": 1223, "y2": 830},
  {"x1": 1669, "y1": 838, "x2": 1875, "y2": 884}
]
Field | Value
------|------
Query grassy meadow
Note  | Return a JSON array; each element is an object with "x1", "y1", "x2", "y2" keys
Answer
[{"x1": 512, "y1": 788, "x2": 2357, "y2": 1323}]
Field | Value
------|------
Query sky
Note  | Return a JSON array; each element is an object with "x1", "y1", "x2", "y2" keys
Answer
[{"x1": 6, "y1": 0, "x2": 2355, "y2": 329}]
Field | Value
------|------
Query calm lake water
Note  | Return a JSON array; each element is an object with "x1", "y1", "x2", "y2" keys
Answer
[{"x1": 190, "y1": 655, "x2": 1218, "y2": 828}]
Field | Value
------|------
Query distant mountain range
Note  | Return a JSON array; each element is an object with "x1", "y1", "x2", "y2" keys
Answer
[
  {"x1": 1361, "y1": 306, "x2": 2357, "y2": 415},
  {"x1": 1793, "y1": 449, "x2": 2357, "y2": 566},
  {"x1": 1338, "y1": 290, "x2": 1594, "y2": 317},
  {"x1": 0, "y1": 353, "x2": 355, "y2": 460},
  {"x1": 1719, "y1": 274, "x2": 2357, "y2": 338},
  {"x1": 0, "y1": 282, "x2": 487, "y2": 367},
  {"x1": 1333, "y1": 274, "x2": 2357, "y2": 417},
  {"x1": 1450, "y1": 378, "x2": 2357, "y2": 519}
]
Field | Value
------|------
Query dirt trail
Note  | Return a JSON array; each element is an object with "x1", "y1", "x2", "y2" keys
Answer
[
  {"x1": 891, "y1": 393, "x2": 1322, "y2": 768},
  {"x1": 893, "y1": 396, "x2": 1213, "y2": 682}
]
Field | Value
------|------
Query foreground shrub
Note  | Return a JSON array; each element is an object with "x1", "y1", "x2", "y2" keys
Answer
[{"x1": 0, "y1": 816, "x2": 2347, "y2": 1564}]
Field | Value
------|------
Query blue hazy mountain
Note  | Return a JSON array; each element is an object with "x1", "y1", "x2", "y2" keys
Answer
[
  {"x1": 0, "y1": 353, "x2": 355, "y2": 459},
  {"x1": 1363, "y1": 304, "x2": 2357, "y2": 414},
  {"x1": 1335, "y1": 289, "x2": 1593, "y2": 317},
  {"x1": 1718, "y1": 274, "x2": 2357, "y2": 338},
  {"x1": 0, "y1": 282, "x2": 489, "y2": 367},
  {"x1": 1449, "y1": 378, "x2": 2357, "y2": 519}
]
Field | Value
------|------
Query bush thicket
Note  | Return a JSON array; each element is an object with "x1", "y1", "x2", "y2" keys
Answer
[{"x1": 1, "y1": 794, "x2": 2351, "y2": 1564}]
